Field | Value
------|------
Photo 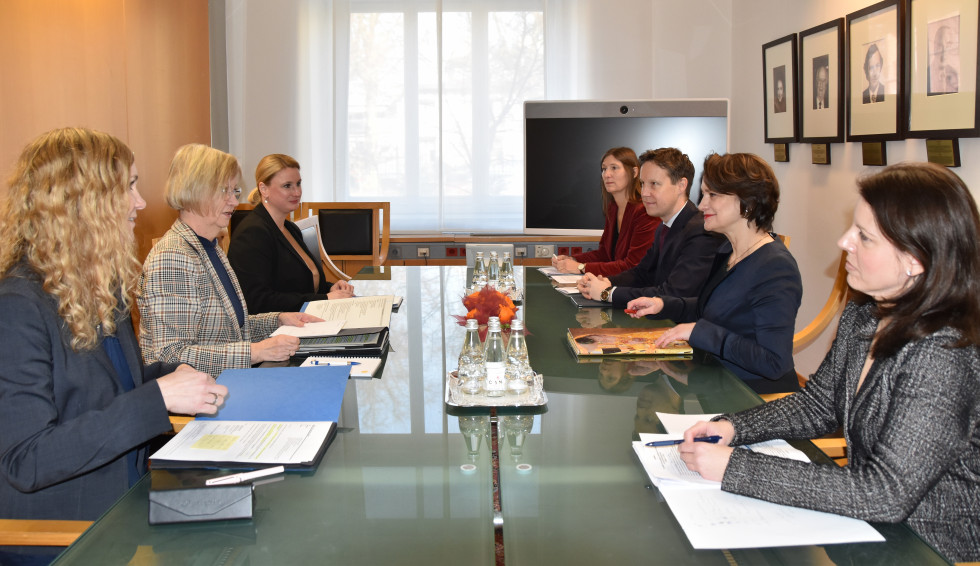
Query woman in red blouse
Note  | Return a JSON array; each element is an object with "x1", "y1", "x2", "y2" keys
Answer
[{"x1": 553, "y1": 147, "x2": 659, "y2": 277}]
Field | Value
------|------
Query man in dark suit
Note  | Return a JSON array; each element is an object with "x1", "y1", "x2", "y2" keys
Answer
[
  {"x1": 578, "y1": 147, "x2": 721, "y2": 307},
  {"x1": 862, "y1": 44, "x2": 885, "y2": 104},
  {"x1": 814, "y1": 62, "x2": 829, "y2": 110}
]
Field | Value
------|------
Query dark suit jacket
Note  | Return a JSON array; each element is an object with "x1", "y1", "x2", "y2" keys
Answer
[
  {"x1": 0, "y1": 264, "x2": 175, "y2": 521},
  {"x1": 607, "y1": 201, "x2": 722, "y2": 306},
  {"x1": 227, "y1": 203, "x2": 332, "y2": 313},
  {"x1": 657, "y1": 238, "x2": 802, "y2": 393},
  {"x1": 572, "y1": 200, "x2": 659, "y2": 277},
  {"x1": 862, "y1": 84, "x2": 885, "y2": 103}
]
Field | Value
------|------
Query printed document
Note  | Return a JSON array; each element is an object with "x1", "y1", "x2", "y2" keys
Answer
[
  {"x1": 303, "y1": 295, "x2": 393, "y2": 331},
  {"x1": 152, "y1": 420, "x2": 332, "y2": 466}
]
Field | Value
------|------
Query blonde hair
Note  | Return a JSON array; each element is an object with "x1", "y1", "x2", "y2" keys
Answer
[
  {"x1": 0, "y1": 127, "x2": 137, "y2": 350},
  {"x1": 248, "y1": 153, "x2": 300, "y2": 205},
  {"x1": 165, "y1": 144, "x2": 242, "y2": 213}
]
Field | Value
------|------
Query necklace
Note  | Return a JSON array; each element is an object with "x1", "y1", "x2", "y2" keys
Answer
[{"x1": 727, "y1": 234, "x2": 770, "y2": 269}]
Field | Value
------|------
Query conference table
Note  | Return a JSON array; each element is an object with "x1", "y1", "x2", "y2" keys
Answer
[{"x1": 52, "y1": 266, "x2": 951, "y2": 565}]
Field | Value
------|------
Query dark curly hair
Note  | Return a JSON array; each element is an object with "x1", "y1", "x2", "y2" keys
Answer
[{"x1": 700, "y1": 153, "x2": 779, "y2": 232}]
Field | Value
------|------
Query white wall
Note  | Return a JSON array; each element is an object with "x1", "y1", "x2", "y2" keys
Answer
[{"x1": 731, "y1": 0, "x2": 980, "y2": 374}]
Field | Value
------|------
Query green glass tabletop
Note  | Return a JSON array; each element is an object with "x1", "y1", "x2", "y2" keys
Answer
[{"x1": 51, "y1": 266, "x2": 949, "y2": 565}]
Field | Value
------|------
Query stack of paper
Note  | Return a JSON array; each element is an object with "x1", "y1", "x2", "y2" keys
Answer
[
  {"x1": 633, "y1": 413, "x2": 884, "y2": 549},
  {"x1": 150, "y1": 366, "x2": 350, "y2": 470}
]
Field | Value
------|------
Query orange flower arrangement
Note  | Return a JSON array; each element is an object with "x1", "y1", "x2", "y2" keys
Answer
[{"x1": 455, "y1": 286, "x2": 519, "y2": 326}]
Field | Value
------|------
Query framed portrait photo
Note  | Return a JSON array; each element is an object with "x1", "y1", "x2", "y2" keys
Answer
[
  {"x1": 846, "y1": 0, "x2": 906, "y2": 141},
  {"x1": 763, "y1": 34, "x2": 799, "y2": 143},
  {"x1": 800, "y1": 18, "x2": 845, "y2": 143},
  {"x1": 905, "y1": 0, "x2": 980, "y2": 137}
]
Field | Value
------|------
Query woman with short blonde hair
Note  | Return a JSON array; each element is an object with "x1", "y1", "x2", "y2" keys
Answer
[{"x1": 139, "y1": 144, "x2": 320, "y2": 378}]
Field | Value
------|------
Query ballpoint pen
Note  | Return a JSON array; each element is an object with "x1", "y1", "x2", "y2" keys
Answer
[
  {"x1": 646, "y1": 435, "x2": 722, "y2": 447},
  {"x1": 310, "y1": 360, "x2": 361, "y2": 366},
  {"x1": 206, "y1": 465, "x2": 285, "y2": 486}
]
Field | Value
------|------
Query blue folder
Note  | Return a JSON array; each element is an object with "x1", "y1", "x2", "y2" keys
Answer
[{"x1": 199, "y1": 366, "x2": 351, "y2": 423}]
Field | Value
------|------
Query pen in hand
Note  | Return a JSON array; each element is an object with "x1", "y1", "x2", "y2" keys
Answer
[{"x1": 646, "y1": 435, "x2": 722, "y2": 447}]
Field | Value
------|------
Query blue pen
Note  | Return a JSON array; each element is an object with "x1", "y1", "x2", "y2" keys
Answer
[
  {"x1": 646, "y1": 435, "x2": 722, "y2": 447},
  {"x1": 310, "y1": 360, "x2": 361, "y2": 366}
]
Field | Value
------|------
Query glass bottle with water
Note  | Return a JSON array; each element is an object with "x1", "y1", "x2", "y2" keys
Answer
[
  {"x1": 472, "y1": 251, "x2": 487, "y2": 287},
  {"x1": 505, "y1": 319, "x2": 532, "y2": 394},
  {"x1": 487, "y1": 251, "x2": 501, "y2": 288},
  {"x1": 457, "y1": 319, "x2": 485, "y2": 395},
  {"x1": 483, "y1": 317, "x2": 506, "y2": 397},
  {"x1": 500, "y1": 251, "x2": 515, "y2": 290}
]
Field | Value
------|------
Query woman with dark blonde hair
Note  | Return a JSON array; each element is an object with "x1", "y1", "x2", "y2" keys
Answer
[
  {"x1": 227, "y1": 154, "x2": 354, "y2": 313},
  {"x1": 678, "y1": 162, "x2": 980, "y2": 562},
  {"x1": 0, "y1": 128, "x2": 225, "y2": 565},
  {"x1": 628, "y1": 153, "x2": 802, "y2": 393},
  {"x1": 552, "y1": 147, "x2": 658, "y2": 276},
  {"x1": 138, "y1": 145, "x2": 320, "y2": 378}
]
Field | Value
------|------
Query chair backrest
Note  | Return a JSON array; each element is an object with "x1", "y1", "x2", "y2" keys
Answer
[
  {"x1": 793, "y1": 250, "x2": 850, "y2": 353},
  {"x1": 229, "y1": 202, "x2": 256, "y2": 237},
  {"x1": 464, "y1": 243, "x2": 515, "y2": 267},
  {"x1": 294, "y1": 215, "x2": 352, "y2": 281},
  {"x1": 298, "y1": 202, "x2": 390, "y2": 266}
]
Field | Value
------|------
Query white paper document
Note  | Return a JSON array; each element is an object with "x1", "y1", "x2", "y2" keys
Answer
[
  {"x1": 550, "y1": 274, "x2": 583, "y2": 286},
  {"x1": 303, "y1": 295, "x2": 393, "y2": 331},
  {"x1": 555, "y1": 286, "x2": 581, "y2": 295},
  {"x1": 537, "y1": 267, "x2": 561, "y2": 276},
  {"x1": 300, "y1": 356, "x2": 382, "y2": 377},
  {"x1": 636, "y1": 417, "x2": 884, "y2": 549},
  {"x1": 658, "y1": 485, "x2": 884, "y2": 549},
  {"x1": 271, "y1": 320, "x2": 344, "y2": 338},
  {"x1": 151, "y1": 420, "x2": 332, "y2": 465}
]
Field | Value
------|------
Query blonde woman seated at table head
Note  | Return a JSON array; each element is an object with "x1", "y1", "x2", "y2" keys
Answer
[
  {"x1": 138, "y1": 144, "x2": 321, "y2": 378},
  {"x1": 0, "y1": 128, "x2": 227, "y2": 565},
  {"x1": 227, "y1": 154, "x2": 354, "y2": 314},
  {"x1": 678, "y1": 162, "x2": 980, "y2": 563},
  {"x1": 552, "y1": 147, "x2": 659, "y2": 277}
]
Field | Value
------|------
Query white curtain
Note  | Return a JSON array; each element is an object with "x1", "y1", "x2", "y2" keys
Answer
[{"x1": 226, "y1": 0, "x2": 571, "y2": 232}]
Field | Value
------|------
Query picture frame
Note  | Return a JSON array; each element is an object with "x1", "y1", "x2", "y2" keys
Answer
[
  {"x1": 846, "y1": 0, "x2": 905, "y2": 141},
  {"x1": 763, "y1": 34, "x2": 799, "y2": 143},
  {"x1": 800, "y1": 18, "x2": 845, "y2": 143},
  {"x1": 905, "y1": 0, "x2": 980, "y2": 138}
]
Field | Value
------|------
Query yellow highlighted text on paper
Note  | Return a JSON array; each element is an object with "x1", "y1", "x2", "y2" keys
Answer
[{"x1": 191, "y1": 434, "x2": 239, "y2": 451}]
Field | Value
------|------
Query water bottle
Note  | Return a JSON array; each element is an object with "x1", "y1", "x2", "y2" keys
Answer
[
  {"x1": 472, "y1": 251, "x2": 487, "y2": 286},
  {"x1": 457, "y1": 319, "x2": 485, "y2": 395},
  {"x1": 500, "y1": 251, "x2": 515, "y2": 290},
  {"x1": 505, "y1": 319, "x2": 532, "y2": 394},
  {"x1": 483, "y1": 317, "x2": 506, "y2": 397},
  {"x1": 487, "y1": 251, "x2": 501, "y2": 288}
]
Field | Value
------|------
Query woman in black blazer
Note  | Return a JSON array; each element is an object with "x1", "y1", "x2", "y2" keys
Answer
[{"x1": 228, "y1": 154, "x2": 354, "y2": 313}]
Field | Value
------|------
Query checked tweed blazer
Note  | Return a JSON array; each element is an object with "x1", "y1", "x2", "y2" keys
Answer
[
  {"x1": 720, "y1": 300, "x2": 980, "y2": 562},
  {"x1": 138, "y1": 219, "x2": 280, "y2": 378}
]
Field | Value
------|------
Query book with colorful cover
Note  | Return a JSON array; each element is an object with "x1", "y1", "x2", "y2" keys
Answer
[{"x1": 566, "y1": 327, "x2": 693, "y2": 357}]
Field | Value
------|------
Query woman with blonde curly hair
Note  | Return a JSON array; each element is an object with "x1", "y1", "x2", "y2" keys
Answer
[{"x1": 0, "y1": 128, "x2": 226, "y2": 565}]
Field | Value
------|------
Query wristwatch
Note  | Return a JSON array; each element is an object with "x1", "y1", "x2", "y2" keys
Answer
[
  {"x1": 577, "y1": 263, "x2": 586, "y2": 273},
  {"x1": 599, "y1": 287, "x2": 612, "y2": 302}
]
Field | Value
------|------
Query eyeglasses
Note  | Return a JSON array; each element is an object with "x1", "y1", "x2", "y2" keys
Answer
[{"x1": 221, "y1": 186, "x2": 243, "y2": 198}]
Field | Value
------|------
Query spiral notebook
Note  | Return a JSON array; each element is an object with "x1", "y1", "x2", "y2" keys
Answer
[{"x1": 300, "y1": 356, "x2": 382, "y2": 377}]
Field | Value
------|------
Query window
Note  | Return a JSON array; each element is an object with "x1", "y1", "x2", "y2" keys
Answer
[{"x1": 339, "y1": 1, "x2": 545, "y2": 231}]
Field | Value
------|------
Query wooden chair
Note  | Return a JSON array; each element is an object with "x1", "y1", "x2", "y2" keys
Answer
[
  {"x1": 760, "y1": 250, "x2": 851, "y2": 464},
  {"x1": 297, "y1": 202, "x2": 390, "y2": 276},
  {"x1": 294, "y1": 215, "x2": 352, "y2": 282},
  {"x1": 0, "y1": 519, "x2": 92, "y2": 547}
]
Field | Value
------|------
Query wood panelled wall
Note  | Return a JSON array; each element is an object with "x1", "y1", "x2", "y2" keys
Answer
[{"x1": 0, "y1": 0, "x2": 211, "y2": 260}]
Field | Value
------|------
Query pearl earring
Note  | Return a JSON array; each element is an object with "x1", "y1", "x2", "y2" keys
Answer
[{"x1": 906, "y1": 268, "x2": 912, "y2": 276}]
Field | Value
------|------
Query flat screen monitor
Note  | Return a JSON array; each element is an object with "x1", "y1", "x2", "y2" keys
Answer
[{"x1": 524, "y1": 99, "x2": 729, "y2": 235}]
